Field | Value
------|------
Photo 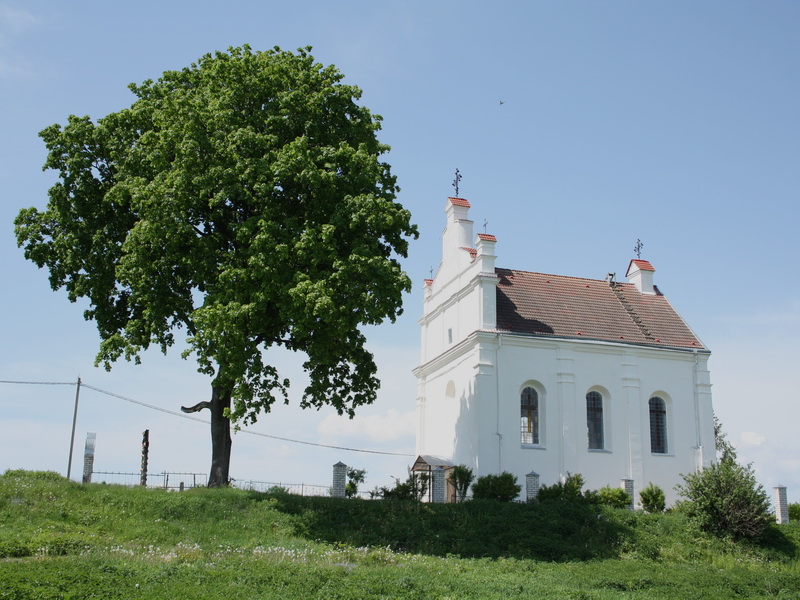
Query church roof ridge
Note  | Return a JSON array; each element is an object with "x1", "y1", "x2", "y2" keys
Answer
[
  {"x1": 495, "y1": 266, "x2": 705, "y2": 350},
  {"x1": 496, "y1": 267, "x2": 617, "y2": 285}
]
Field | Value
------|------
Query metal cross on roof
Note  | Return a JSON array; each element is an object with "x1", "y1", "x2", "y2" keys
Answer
[
  {"x1": 452, "y1": 168, "x2": 462, "y2": 197},
  {"x1": 634, "y1": 239, "x2": 644, "y2": 259},
  {"x1": 483, "y1": 219, "x2": 488, "y2": 233}
]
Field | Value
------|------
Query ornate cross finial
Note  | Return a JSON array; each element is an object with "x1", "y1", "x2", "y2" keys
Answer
[
  {"x1": 634, "y1": 239, "x2": 644, "y2": 259},
  {"x1": 452, "y1": 168, "x2": 462, "y2": 197},
  {"x1": 483, "y1": 219, "x2": 488, "y2": 233},
  {"x1": 429, "y1": 265, "x2": 434, "y2": 279}
]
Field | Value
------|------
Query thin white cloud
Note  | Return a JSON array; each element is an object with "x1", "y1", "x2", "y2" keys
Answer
[
  {"x1": 0, "y1": 5, "x2": 39, "y2": 34},
  {"x1": 317, "y1": 409, "x2": 416, "y2": 444},
  {"x1": 739, "y1": 431, "x2": 766, "y2": 447},
  {"x1": 0, "y1": 4, "x2": 42, "y2": 78}
]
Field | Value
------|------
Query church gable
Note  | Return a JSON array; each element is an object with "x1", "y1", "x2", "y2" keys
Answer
[{"x1": 495, "y1": 268, "x2": 705, "y2": 350}]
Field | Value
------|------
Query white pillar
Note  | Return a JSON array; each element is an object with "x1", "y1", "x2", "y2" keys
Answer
[
  {"x1": 774, "y1": 486, "x2": 789, "y2": 525},
  {"x1": 431, "y1": 467, "x2": 446, "y2": 503},
  {"x1": 526, "y1": 471, "x2": 540, "y2": 501},
  {"x1": 620, "y1": 478, "x2": 635, "y2": 510},
  {"x1": 332, "y1": 462, "x2": 347, "y2": 498},
  {"x1": 82, "y1": 433, "x2": 96, "y2": 484}
]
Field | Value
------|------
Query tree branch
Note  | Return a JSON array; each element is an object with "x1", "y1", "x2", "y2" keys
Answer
[{"x1": 181, "y1": 401, "x2": 212, "y2": 413}]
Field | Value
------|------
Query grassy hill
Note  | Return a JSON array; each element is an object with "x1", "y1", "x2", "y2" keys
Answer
[{"x1": 1, "y1": 470, "x2": 798, "y2": 599}]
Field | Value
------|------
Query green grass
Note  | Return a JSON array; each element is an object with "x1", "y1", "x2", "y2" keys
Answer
[{"x1": 1, "y1": 470, "x2": 799, "y2": 599}]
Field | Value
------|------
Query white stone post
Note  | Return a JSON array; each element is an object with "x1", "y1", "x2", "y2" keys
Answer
[
  {"x1": 332, "y1": 462, "x2": 347, "y2": 498},
  {"x1": 82, "y1": 433, "x2": 96, "y2": 484},
  {"x1": 431, "y1": 467, "x2": 446, "y2": 503},
  {"x1": 526, "y1": 471, "x2": 540, "y2": 501},
  {"x1": 774, "y1": 486, "x2": 789, "y2": 524},
  {"x1": 620, "y1": 478, "x2": 635, "y2": 510}
]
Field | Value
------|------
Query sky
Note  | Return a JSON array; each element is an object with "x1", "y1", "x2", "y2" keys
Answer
[{"x1": 1, "y1": 1, "x2": 798, "y2": 500}]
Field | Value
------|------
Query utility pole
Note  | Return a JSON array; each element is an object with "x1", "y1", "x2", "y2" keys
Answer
[{"x1": 66, "y1": 377, "x2": 82, "y2": 480}]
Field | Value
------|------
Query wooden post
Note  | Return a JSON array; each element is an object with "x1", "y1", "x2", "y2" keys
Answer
[{"x1": 140, "y1": 430, "x2": 149, "y2": 487}]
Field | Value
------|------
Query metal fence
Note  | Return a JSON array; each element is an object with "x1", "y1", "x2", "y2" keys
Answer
[
  {"x1": 89, "y1": 471, "x2": 335, "y2": 496},
  {"x1": 232, "y1": 479, "x2": 332, "y2": 497},
  {"x1": 90, "y1": 471, "x2": 207, "y2": 490}
]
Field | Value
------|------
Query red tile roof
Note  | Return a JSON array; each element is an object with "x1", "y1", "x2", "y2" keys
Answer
[
  {"x1": 461, "y1": 247, "x2": 478, "y2": 259},
  {"x1": 629, "y1": 259, "x2": 655, "y2": 272},
  {"x1": 477, "y1": 233, "x2": 497, "y2": 242},
  {"x1": 495, "y1": 268, "x2": 704, "y2": 350},
  {"x1": 448, "y1": 197, "x2": 471, "y2": 208}
]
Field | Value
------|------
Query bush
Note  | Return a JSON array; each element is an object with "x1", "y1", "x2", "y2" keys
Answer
[
  {"x1": 595, "y1": 486, "x2": 632, "y2": 509},
  {"x1": 471, "y1": 472, "x2": 521, "y2": 502},
  {"x1": 676, "y1": 459, "x2": 771, "y2": 540},
  {"x1": 640, "y1": 483, "x2": 666, "y2": 513},
  {"x1": 789, "y1": 503, "x2": 800, "y2": 522},
  {"x1": 379, "y1": 470, "x2": 429, "y2": 501},
  {"x1": 536, "y1": 473, "x2": 586, "y2": 502},
  {"x1": 345, "y1": 468, "x2": 366, "y2": 498},
  {"x1": 448, "y1": 465, "x2": 474, "y2": 502}
]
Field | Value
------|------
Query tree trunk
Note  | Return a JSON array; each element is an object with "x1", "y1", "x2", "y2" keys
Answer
[
  {"x1": 181, "y1": 376, "x2": 234, "y2": 487},
  {"x1": 208, "y1": 380, "x2": 233, "y2": 487}
]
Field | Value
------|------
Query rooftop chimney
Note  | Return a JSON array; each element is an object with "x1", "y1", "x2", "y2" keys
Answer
[{"x1": 626, "y1": 259, "x2": 656, "y2": 294}]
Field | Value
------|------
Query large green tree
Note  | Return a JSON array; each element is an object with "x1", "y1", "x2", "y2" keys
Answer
[{"x1": 15, "y1": 46, "x2": 417, "y2": 486}]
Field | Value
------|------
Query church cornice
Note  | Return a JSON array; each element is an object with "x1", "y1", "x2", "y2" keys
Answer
[{"x1": 415, "y1": 328, "x2": 710, "y2": 379}]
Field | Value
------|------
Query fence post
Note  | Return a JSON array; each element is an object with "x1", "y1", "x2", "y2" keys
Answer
[
  {"x1": 526, "y1": 471, "x2": 540, "y2": 501},
  {"x1": 332, "y1": 462, "x2": 347, "y2": 498},
  {"x1": 140, "y1": 430, "x2": 149, "y2": 487},
  {"x1": 620, "y1": 478, "x2": 635, "y2": 510},
  {"x1": 82, "y1": 433, "x2": 96, "y2": 484},
  {"x1": 774, "y1": 486, "x2": 790, "y2": 524},
  {"x1": 431, "y1": 466, "x2": 446, "y2": 503}
]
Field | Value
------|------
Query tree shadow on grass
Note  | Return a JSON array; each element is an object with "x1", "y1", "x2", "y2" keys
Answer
[{"x1": 266, "y1": 495, "x2": 631, "y2": 561}]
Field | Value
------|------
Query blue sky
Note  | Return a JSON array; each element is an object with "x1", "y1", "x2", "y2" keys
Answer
[{"x1": 1, "y1": 1, "x2": 798, "y2": 498}]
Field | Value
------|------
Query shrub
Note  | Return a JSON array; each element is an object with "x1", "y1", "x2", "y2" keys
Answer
[
  {"x1": 448, "y1": 465, "x2": 474, "y2": 502},
  {"x1": 380, "y1": 470, "x2": 429, "y2": 501},
  {"x1": 640, "y1": 483, "x2": 666, "y2": 513},
  {"x1": 536, "y1": 473, "x2": 586, "y2": 502},
  {"x1": 471, "y1": 472, "x2": 521, "y2": 502},
  {"x1": 596, "y1": 485, "x2": 632, "y2": 509},
  {"x1": 789, "y1": 503, "x2": 800, "y2": 522},
  {"x1": 676, "y1": 459, "x2": 771, "y2": 540},
  {"x1": 345, "y1": 468, "x2": 366, "y2": 498}
]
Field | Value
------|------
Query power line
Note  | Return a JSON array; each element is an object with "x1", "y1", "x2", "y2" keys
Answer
[
  {"x1": 0, "y1": 379, "x2": 75, "y2": 385},
  {"x1": 1, "y1": 378, "x2": 414, "y2": 457}
]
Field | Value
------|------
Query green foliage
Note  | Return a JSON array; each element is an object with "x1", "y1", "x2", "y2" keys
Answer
[
  {"x1": 789, "y1": 503, "x2": 800, "y2": 522},
  {"x1": 676, "y1": 459, "x2": 772, "y2": 540},
  {"x1": 595, "y1": 486, "x2": 632, "y2": 509},
  {"x1": 536, "y1": 472, "x2": 587, "y2": 502},
  {"x1": 714, "y1": 414, "x2": 737, "y2": 463},
  {"x1": 15, "y1": 45, "x2": 418, "y2": 485},
  {"x1": 1, "y1": 470, "x2": 799, "y2": 599},
  {"x1": 471, "y1": 472, "x2": 521, "y2": 502},
  {"x1": 448, "y1": 465, "x2": 474, "y2": 502},
  {"x1": 640, "y1": 483, "x2": 666, "y2": 513},
  {"x1": 679, "y1": 418, "x2": 772, "y2": 540},
  {"x1": 379, "y1": 470, "x2": 428, "y2": 501},
  {"x1": 345, "y1": 468, "x2": 366, "y2": 498}
]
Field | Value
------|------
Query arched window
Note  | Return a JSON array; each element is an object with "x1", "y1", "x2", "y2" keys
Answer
[
  {"x1": 649, "y1": 396, "x2": 667, "y2": 454},
  {"x1": 586, "y1": 391, "x2": 604, "y2": 450},
  {"x1": 520, "y1": 387, "x2": 539, "y2": 444}
]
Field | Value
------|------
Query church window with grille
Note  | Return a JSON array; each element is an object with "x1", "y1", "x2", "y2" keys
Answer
[
  {"x1": 649, "y1": 396, "x2": 667, "y2": 454},
  {"x1": 586, "y1": 391, "x2": 604, "y2": 450},
  {"x1": 520, "y1": 387, "x2": 539, "y2": 444}
]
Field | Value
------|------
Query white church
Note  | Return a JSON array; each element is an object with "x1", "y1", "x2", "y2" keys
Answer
[{"x1": 413, "y1": 197, "x2": 715, "y2": 506}]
